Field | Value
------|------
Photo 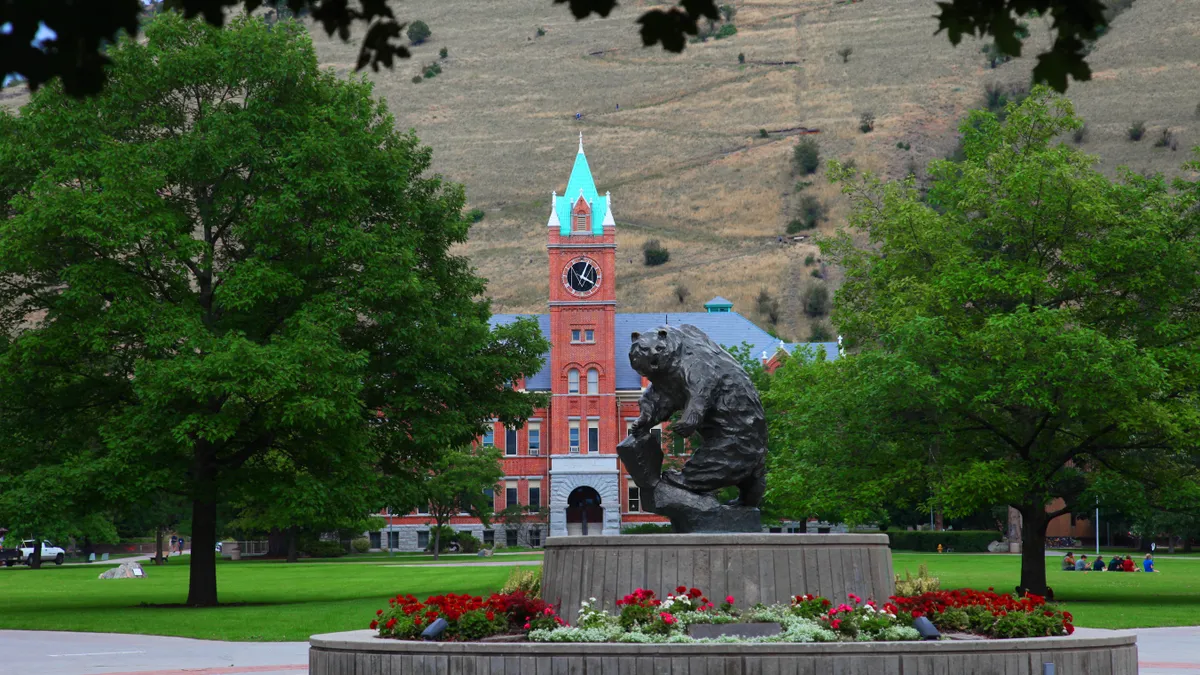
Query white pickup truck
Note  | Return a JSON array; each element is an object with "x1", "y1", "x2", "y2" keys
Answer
[{"x1": 16, "y1": 540, "x2": 66, "y2": 566}]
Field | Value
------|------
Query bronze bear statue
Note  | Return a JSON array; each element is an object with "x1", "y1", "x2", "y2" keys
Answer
[{"x1": 621, "y1": 324, "x2": 767, "y2": 510}]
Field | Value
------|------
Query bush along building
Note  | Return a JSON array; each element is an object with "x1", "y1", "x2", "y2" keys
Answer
[{"x1": 372, "y1": 135, "x2": 839, "y2": 551}]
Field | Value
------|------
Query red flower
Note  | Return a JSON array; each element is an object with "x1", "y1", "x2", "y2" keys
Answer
[
  {"x1": 660, "y1": 612, "x2": 677, "y2": 625},
  {"x1": 725, "y1": 595, "x2": 735, "y2": 604},
  {"x1": 376, "y1": 609, "x2": 384, "y2": 616},
  {"x1": 831, "y1": 619, "x2": 842, "y2": 630},
  {"x1": 524, "y1": 623, "x2": 531, "y2": 630},
  {"x1": 486, "y1": 611, "x2": 495, "y2": 621},
  {"x1": 414, "y1": 617, "x2": 422, "y2": 626},
  {"x1": 369, "y1": 620, "x2": 378, "y2": 630},
  {"x1": 676, "y1": 586, "x2": 687, "y2": 594},
  {"x1": 386, "y1": 618, "x2": 397, "y2": 629},
  {"x1": 1064, "y1": 623, "x2": 1075, "y2": 635}
]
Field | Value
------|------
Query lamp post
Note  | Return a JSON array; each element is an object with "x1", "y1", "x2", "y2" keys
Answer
[{"x1": 1095, "y1": 499, "x2": 1100, "y2": 557}]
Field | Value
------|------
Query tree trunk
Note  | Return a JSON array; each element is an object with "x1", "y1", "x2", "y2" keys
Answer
[
  {"x1": 286, "y1": 526, "x2": 298, "y2": 563},
  {"x1": 1185, "y1": 537, "x2": 1194, "y2": 553},
  {"x1": 155, "y1": 525, "x2": 165, "y2": 565},
  {"x1": 267, "y1": 528, "x2": 288, "y2": 558},
  {"x1": 433, "y1": 526, "x2": 441, "y2": 561},
  {"x1": 934, "y1": 511, "x2": 944, "y2": 532},
  {"x1": 186, "y1": 446, "x2": 219, "y2": 606},
  {"x1": 28, "y1": 531, "x2": 41, "y2": 569},
  {"x1": 1018, "y1": 507, "x2": 1049, "y2": 596},
  {"x1": 1168, "y1": 534, "x2": 1176, "y2": 554}
]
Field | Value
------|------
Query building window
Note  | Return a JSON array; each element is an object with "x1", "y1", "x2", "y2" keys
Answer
[
  {"x1": 506, "y1": 530, "x2": 519, "y2": 547},
  {"x1": 528, "y1": 423, "x2": 540, "y2": 455},
  {"x1": 571, "y1": 329, "x2": 582, "y2": 343},
  {"x1": 569, "y1": 420, "x2": 580, "y2": 454},
  {"x1": 369, "y1": 532, "x2": 381, "y2": 549},
  {"x1": 769, "y1": 527, "x2": 783, "y2": 534},
  {"x1": 482, "y1": 425, "x2": 495, "y2": 447},
  {"x1": 587, "y1": 419, "x2": 599, "y2": 453},
  {"x1": 417, "y1": 531, "x2": 430, "y2": 549},
  {"x1": 389, "y1": 531, "x2": 399, "y2": 549},
  {"x1": 585, "y1": 329, "x2": 595, "y2": 343},
  {"x1": 530, "y1": 528, "x2": 543, "y2": 548},
  {"x1": 568, "y1": 368, "x2": 580, "y2": 394},
  {"x1": 528, "y1": 481, "x2": 541, "y2": 508},
  {"x1": 506, "y1": 482, "x2": 519, "y2": 508},
  {"x1": 505, "y1": 427, "x2": 518, "y2": 456},
  {"x1": 587, "y1": 368, "x2": 599, "y2": 395},
  {"x1": 416, "y1": 502, "x2": 429, "y2": 515},
  {"x1": 628, "y1": 486, "x2": 641, "y2": 512},
  {"x1": 483, "y1": 530, "x2": 495, "y2": 546},
  {"x1": 575, "y1": 212, "x2": 587, "y2": 231}
]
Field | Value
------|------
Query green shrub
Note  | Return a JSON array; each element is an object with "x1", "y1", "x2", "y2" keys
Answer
[
  {"x1": 301, "y1": 539, "x2": 345, "y2": 558},
  {"x1": 719, "y1": 4, "x2": 737, "y2": 21},
  {"x1": 981, "y1": 42, "x2": 1011, "y2": 68},
  {"x1": 859, "y1": 112, "x2": 875, "y2": 133},
  {"x1": 984, "y1": 83, "x2": 1029, "y2": 121},
  {"x1": 810, "y1": 268, "x2": 823, "y2": 279},
  {"x1": 759, "y1": 128, "x2": 769, "y2": 138},
  {"x1": 454, "y1": 531, "x2": 482, "y2": 553},
  {"x1": 439, "y1": 46, "x2": 448, "y2": 59},
  {"x1": 1154, "y1": 128, "x2": 1174, "y2": 148},
  {"x1": 714, "y1": 23, "x2": 737, "y2": 40},
  {"x1": 794, "y1": 194, "x2": 826, "y2": 230},
  {"x1": 1128, "y1": 120, "x2": 1146, "y2": 141},
  {"x1": 808, "y1": 321, "x2": 833, "y2": 342},
  {"x1": 793, "y1": 137, "x2": 820, "y2": 175},
  {"x1": 536, "y1": 26, "x2": 546, "y2": 37},
  {"x1": 407, "y1": 20, "x2": 432, "y2": 44},
  {"x1": 621, "y1": 523, "x2": 673, "y2": 534},
  {"x1": 737, "y1": 52, "x2": 745, "y2": 64},
  {"x1": 794, "y1": 180, "x2": 813, "y2": 192},
  {"x1": 895, "y1": 141, "x2": 911, "y2": 151},
  {"x1": 411, "y1": 75, "x2": 423, "y2": 84},
  {"x1": 351, "y1": 537, "x2": 371, "y2": 553},
  {"x1": 755, "y1": 288, "x2": 781, "y2": 325},
  {"x1": 837, "y1": 46, "x2": 852, "y2": 63},
  {"x1": 500, "y1": 566, "x2": 542, "y2": 596},
  {"x1": 804, "y1": 253, "x2": 816, "y2": 266},
  {"x1": 642, "y1": 239, "x2": 670, "y2": 266},
  {"x1": 893, "y1": 563, "x2": 941, "y2": 595},
  {"x1": 673, "y1": 282, "x2": 690, "y2": 304},
  {"x1": 886, "y1": 530, "x2": 1000, "y2": 553},
  {"x1": 803, "y1": 284, "x2": 830, "y2": 317},
  {"x1": 465, "y1": 208, "x2": 486, "y2": 223},
  {"x1": 424, "y1": 525, "x2": 458, "y2": 552},
  {"x1": 423, "y1": 62, "x2": 442, "y2": 79},
  {"x1": 1073, "y1": 123, "x2": 1088, "y2": 144}
]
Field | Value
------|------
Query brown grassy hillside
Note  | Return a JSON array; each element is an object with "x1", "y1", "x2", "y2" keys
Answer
[{"x1": 4, "y1": 0, "x2": 1198, "y2": 340}]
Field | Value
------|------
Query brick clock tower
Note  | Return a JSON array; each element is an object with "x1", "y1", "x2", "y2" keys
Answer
[{"x1": 545, "y1": 134, "x2": 622, "y2": 538}]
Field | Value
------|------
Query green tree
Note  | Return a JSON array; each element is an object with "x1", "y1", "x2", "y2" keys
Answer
[
  {"x1": 400, "y1": 447, "x2": 504, "y2": 560},
  {"x1": 0, "y1": 14, "x2": 546, "y2": 603},
  {"x1": 407, "y1": 20, "x2": 432, "y2": 45},
  {"x1": 765, "y1": 88, "x2": 1200, "y2": 595}
]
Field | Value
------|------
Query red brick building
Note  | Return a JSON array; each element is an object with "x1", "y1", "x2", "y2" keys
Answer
[{"x1": 372, "y1": 137, "x2": 837, "y2": 551}]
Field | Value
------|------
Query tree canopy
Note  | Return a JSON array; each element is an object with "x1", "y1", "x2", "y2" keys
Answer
[
  {"x1": 394, "y1": 446, "x2": 504, "y2": 560},
  {"x1": 0, "y1": 13, "x2": 547, "y2": 603},
  {"x1": 764, "y1": 88, "x2": 1200, "y2": 595},
  {"x1": 2, "y1": 0, "x2": 1124, "y2": 97}
]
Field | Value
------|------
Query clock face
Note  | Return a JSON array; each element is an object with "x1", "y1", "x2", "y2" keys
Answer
[{"x1": 562, "y1": 258, "x2": 601, "y2": 296}]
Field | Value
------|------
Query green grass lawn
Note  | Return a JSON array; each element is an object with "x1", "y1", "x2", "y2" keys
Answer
[{"x1": 0, "y1": 551, "x2": 1194, "y2": 641}]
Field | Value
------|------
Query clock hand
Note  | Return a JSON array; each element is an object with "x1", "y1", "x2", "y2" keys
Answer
[{"x1": 581, "y1": 263, "x2": 595, "y2": 284}]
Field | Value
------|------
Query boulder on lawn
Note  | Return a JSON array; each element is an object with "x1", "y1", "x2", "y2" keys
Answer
[
  {"x1": 477, "y1": 548, "x2": 494, "y2": 557},
  {"x1": 987, "y1": 540, "x2": 1007, "y2": 553},
  {"x1": 99, "y1": 561, "x2": 147, "y2": 579}
]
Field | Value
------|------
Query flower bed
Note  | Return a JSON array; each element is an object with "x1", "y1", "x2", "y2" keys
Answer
[{"x1": 368, "y1": 585, "x2": 1073, "y2": 643}]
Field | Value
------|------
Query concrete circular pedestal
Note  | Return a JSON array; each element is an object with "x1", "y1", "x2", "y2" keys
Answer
[
  {"x1": 309, "y1": 629, "x2": 1138, "y2": 675},
  {"x1": 542, "y1": 533, "x2": 894, "y2": 623}
]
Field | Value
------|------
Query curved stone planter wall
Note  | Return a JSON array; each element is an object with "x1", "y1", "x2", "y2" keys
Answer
[
  {"x1": 310, "y1": 629, "x2": 1138, "y2": 675},
  {"x1": 542, "y1": 533, "x2": 893, "y2": 623}
]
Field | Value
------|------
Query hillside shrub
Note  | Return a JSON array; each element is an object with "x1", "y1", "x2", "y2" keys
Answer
[
  {"x1": 411, "y1": 75, "x2": 422, "y2": 84},
  {"x1": 536, "y1": 26, "x2": 546, "y2": 37},
  {"x1": 351, "y1": 537, "x2": 371, "y2": 553},
  {"x1": 810, "y1": 268, "x2": 823, "y2": 279},
  {"x1": 803, "y1": 284, "x2": 830, "y2": 317},
  {"x1": 1072, "y1": 123, "x2": 1088, "y2": 144},
  {"x1": 804, "y1": 253, "x2": 816, "y2": 266},
  {"x1": 1128, "y1": 121, "x2": 1146, "y2": 141},
  {"x1": 808, "y1": 322, "x2": 833, "y2": 342},
  {"x1": 439, "y1": 46, "x2": 448, "y2": 59},
  {"x1": 756, "y1": 288, "x2": 781, "y2": 325},
  {"x1": 886, "y1": 530, "x2": 999, "y2": 552},
  {"x1": 621, "y1": 523, "x2": 673, "y2": 534},
  {"x1": 642, "y1": 239, "x2": 670, "y2": 266},
  {"x1": 719, "y1": 3, "x2": 737, "y2": 21},
  {"x1": 1154, "y1": 128, "x2": 1175, "y2": 148},
  {"x1": 759, "y1": 128, "x2": 769, "y2": 138},
  {"x1": 407, "y1": 20, "x2": 432, "y2": 44},
  {"x1": 984, "y1": 83, "x2": 1028, "y2": 120},
  {"x1": 793, "y1": 137, "x2": 820, "y2": 175},
  {"x1": 738, "y1": 52, "x2": 745, "y2": 64},
  {"x1": 837, "y1": 46, "x2": 852, "y2": 63},
  {"x1": 465, "y1": 208, "x2": 486, "y2": 223},
  {"x1": 714, "y1": 24, "x2": 738, "y2": 40},
  {"x1": 423, "y1": 62, "x2": 442, "y2": 79},
  {"x1": 673, "y1": 282, "x2": 690, "y2": 304},
  {"x1": 981, "y1": 42, "x2": 1011, "y2": 68},
  {"x1": 793, "y1": 194, "x2": 826, "y2": 230},
  {"x1": 858, "y1": 112, "x2": 874, "y2": 133}
]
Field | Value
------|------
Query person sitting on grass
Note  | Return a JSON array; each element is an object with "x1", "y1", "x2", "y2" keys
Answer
[
  {"x1": 1109, "y1": 554, "x2": 1124, "y2": 571},
  {"x1": 1062, "y1": 553, "x2": 1076, "y2": 571},
  {"x1": 1123, "y1": 555, "x2": 1136, "y2": 572},
  {"x1": 1092, "y1": 555, "x2": 1105, "y2": 571},
  {"x1": 1143, "y1": 554, "x2": 1158, "y2": 573},
  {"x1": 1075, "y1": 554, "x2": 1089, "y2": 571}
]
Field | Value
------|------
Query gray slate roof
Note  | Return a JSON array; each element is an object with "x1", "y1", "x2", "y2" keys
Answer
[{"x1": 490, "y1": 312, "x2": 837, "y2": 391}]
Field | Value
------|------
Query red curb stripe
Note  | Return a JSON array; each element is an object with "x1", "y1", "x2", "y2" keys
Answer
[{"x1": 89, "y1": 664, "x2": 307, "y2": 675}]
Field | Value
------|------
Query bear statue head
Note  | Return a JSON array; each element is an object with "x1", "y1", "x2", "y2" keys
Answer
[{"x1": 629, "y1": 326, "x2": 683, "y2": 377}]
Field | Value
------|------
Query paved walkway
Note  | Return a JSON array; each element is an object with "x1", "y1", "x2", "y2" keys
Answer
[{"x1": 6, "y1": 626, "x2": 1198, "y2": 675}]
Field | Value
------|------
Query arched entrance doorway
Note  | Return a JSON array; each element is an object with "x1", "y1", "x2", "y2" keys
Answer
[{"x1": 566, "y1": 486, "x2": 603, "y2": 536}]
